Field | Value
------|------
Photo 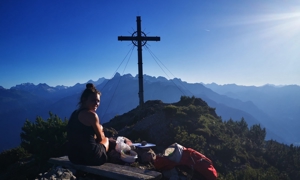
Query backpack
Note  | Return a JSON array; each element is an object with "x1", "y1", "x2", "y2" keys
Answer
[
  {"x1": 154, "y1": 143, "x2": 217, "y2": 180},
  {"x1": 133, "y1": 147, "x2": 156, "y2": 164}
]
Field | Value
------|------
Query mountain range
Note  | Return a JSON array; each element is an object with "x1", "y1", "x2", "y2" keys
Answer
[{"x1": 0, "y1": 73, "x2": 299, "y2": 152}]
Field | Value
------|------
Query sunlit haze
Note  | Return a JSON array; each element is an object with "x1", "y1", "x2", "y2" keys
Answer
[{"x1": 1, "y1": 0, "x2": 300, "y2": 88}]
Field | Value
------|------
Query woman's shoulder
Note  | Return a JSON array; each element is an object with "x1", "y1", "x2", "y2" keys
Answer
[
  {"x1": 78, "y1": 109, "x2": 99, "y2": 124},
  {"x1": 79, "y1": 109, "x2": 98, "y2": 116}
]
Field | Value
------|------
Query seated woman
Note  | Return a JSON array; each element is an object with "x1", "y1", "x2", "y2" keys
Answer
[{"x1": 67, "y1": 83, "x2": 110, "y2": 165}]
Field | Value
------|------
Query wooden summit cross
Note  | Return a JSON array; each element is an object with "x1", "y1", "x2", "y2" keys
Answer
[{"x1": 118, "y1": 16, "x2": 160, "y2": 106}]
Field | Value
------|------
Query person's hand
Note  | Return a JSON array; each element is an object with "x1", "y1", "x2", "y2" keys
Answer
[
  {"x1": 124, "y1": 137, "x2": 132, "y2": 146},
  {"x1": 109, "y1": 137, "x2": 116, "y2": 143},
  {"x1": 100, "y1": 137, "x2": 109, "y2": 152}
]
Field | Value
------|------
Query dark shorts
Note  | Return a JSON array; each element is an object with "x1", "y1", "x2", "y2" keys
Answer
[{"x1": 68, "y1": 143, "x2": 108, "y2": 166}]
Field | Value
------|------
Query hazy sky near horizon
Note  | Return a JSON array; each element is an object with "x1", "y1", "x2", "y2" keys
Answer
[{"x1": 1, "y1": 0, "x2": 300, "y2": 89}]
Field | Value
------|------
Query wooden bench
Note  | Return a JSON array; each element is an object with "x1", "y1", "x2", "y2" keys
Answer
[{"x1": 48, "y1": 156, "x2": 162, "y2": 180}]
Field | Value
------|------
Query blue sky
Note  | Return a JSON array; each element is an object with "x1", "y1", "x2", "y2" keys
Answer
[{"x1": 1, "y1": 0, "x2": 300, "y2": 89}]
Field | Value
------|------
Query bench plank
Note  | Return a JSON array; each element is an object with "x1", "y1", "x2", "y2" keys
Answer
[{"x1": 48, "y1": 156, "x2": 162, "y2": 180}]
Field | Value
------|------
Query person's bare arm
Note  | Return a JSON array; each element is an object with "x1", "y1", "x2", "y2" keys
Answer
[
  {"x1": 85, "y1": 111, "x2": 109, "y2": 151},
  {"x1": 124, "y1": 137, "x2": 132, "y2": 146}
]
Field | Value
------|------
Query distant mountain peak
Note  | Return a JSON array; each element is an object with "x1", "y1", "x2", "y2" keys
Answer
[
  {"x1": 142, "y1": 74, "x2": 169, "y2": 83},
  {"x1": 37, "y1": 83, "x2": 50, "y2": 87},
  {"x1": 55, "y1": 85, "x2": 69, "y2": 89},
  {"x1": 20, "y1": 82, "x2": 35, "y2": 86},
  {"x1": 157, "y1": 76, "x2": 168, "y2": 81},
  {"x1": 262, "y1": 84, "x2": 283, "y2": 88},
  {"x1": 123, "y1": 73, "x2": 133, "y2": 78},
  {"x1": 111, "y1": 73, "x2": 134, "y2": 80},
  {"x1": 114, "y1": 72, "x2": 121, "y2": 77},
  {"x1": 11, "y1": 82, "x2": 35, "y2": 90}
]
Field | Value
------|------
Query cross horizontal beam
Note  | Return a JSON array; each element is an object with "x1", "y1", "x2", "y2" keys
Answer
[{"x1": 118, "y1": 36, "x2": 160, "y2": 41}]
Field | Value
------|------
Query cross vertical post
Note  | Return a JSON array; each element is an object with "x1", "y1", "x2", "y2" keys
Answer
[
  {"x1": 137, "y1": 16, "x2": 144, "y2": 107},
  {"x1": 118, "y1": 16, "x2": 160, "y2": 107}
]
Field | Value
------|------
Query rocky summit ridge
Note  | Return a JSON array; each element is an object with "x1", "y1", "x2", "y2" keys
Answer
[{"x1": 103, "y1": 97, "x2": 219, "y2": 152}]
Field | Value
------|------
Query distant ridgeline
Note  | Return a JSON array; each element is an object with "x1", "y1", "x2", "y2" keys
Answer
[
  {"x1": 0, "y1": 96, "x2": 299, "y2": 179},
  {"x1": 0, "y1": 73, "x2": 300, "y2": 152}
]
